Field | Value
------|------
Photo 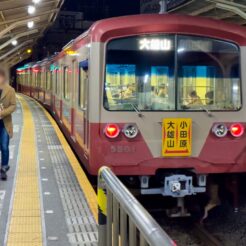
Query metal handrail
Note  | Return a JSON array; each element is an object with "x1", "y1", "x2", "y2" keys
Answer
[{"x1": 98, "y1": 166, "x2": 176, "y2": 246}]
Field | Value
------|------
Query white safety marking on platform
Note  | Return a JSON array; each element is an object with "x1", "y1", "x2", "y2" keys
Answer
[
  {"x1": 41, "y1": 167, "x2": 46, "y2": 169},
  {"x1": 41, "y1": 125, "x2": 52, "y2": 127},
  {"x1": 0, "y1": 190, "x2": 6, "y2": 216},
  {"x1": 44, "y1": 192, "x2": 51, "y2": 195},
  {"x1": 40, "y1": 158, "x2": 45, "y2": 161},
  {"x1": 9, "y1": 145, "x2": 15, "y2": 160},
  {"x1": 13, "y1": 125, "x2": 20, "y2": 133},
  {"x1": 48, "y1": 236, "x2": 58, "y2": 241},
  {"x1": 48, "y1": 145, "x2": 63, "y2": 150},
  {"x1": 45, "y1": 210, "x2": 54, "y2": 214},
  {"x1": 42, "y1": 178, "x2": 48, "y2": 181},
  {"x1": 39, "y1": 150, "x2": 44, "y2": 153}
]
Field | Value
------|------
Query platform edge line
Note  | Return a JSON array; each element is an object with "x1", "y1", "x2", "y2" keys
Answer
[
  {"x1": 3, "y1": 96, "x2": 24, "y2": 246},
  {"x1": 30, "y1": 96, "x2": 98, "y2": 223}
]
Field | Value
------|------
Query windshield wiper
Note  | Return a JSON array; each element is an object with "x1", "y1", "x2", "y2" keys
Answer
[
  {"x1": 130, "y1": 103, "x2": 143, "y2": 118},
  {"x1": 200, "y1": 106, "x2": 213, "y2": 117}
]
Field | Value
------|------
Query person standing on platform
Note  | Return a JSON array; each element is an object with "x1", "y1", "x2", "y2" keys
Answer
[{"x1": 0, "y1": 68, "x2": 16, "y2": 180}]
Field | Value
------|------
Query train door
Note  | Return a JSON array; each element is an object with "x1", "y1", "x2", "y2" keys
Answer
[{"x1": 79, "y1": 60, "x2": 89, "y2": 150}]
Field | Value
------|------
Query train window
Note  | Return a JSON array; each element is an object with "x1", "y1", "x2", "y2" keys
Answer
[
  {"x1": 46, "y1": 71, "x2": 52, "y2": 90},
  {"x1": 177, "y1": 36, "x2": 241, "y2": 111},
  {"x1": 79, "y1": 62, "x2": 88, "y2": 109},
  {"x1": 104, "y1": 35, "x2": 241, "y2": 111},
  {"x1": 104, "y1": 35, "x2": 175, "y2": 111},
  {"x1": 37, "y1": 71, "x2": 41, "y2": 88},
  {"x1": 63, "y1": 66, "x2": 70, "y2": 100},
  {"x1": 41, "y1": 70, "x2": 45, "y2": 89},
  {"x1": 53, "y1": 69, "x2": 58, "y2": 94}
]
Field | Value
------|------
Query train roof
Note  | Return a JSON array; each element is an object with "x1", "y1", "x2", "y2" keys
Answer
[
  {"x1": 86, "y1": 14, "x2": 246, "y2": 45},
  {"x1": 18, "y1": 14, "x2": 246, "y2": 70}
]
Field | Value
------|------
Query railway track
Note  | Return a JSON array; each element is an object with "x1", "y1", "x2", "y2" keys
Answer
[{"x1": 192, "y1": 223, "x2": 223, "y2": 246}]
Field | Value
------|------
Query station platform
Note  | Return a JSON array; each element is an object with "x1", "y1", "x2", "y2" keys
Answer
[{"x1": 0, "y1": 95, "x2": 98, "y2": 246}]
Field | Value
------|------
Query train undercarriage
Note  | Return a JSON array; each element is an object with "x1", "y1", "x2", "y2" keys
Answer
[{"x1": 123, "y1": 170, "x2": 241, "y2": 219}]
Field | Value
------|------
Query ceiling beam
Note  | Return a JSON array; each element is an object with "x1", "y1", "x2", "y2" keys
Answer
[
  {"x1": 0, "y1": 17, "x2": 40, "y2": 38},
  {"x1": 214, "y1": 11, "x2": 235, "y2": 20},
  {"x1": 207, "y1": 0, "x2": 246, "y2": 10},
  {"x1": 169, "y1": 0, "x2": 196, "y2": 13},
  {"x1": 0, "y1": 40, "x2": 33, "y2": 61},
  {"x1": 0, "y1": 0, "x2": 59, "y2": 12},
  {"x1": 190, "y1": 4, "x2": 216, "y2": 16},
  {"x1": 0, "y1": 9, "x2": 58, "y2": 26},
  {"x1": 0, "y1": 29, "x2": 38, "y2": 51},
  {"x1": 216, "y1": 2, "x2": 246, "y2": 20},
  {"x1": 2, "y1": 45, "x2": 29, "y2": 64}
]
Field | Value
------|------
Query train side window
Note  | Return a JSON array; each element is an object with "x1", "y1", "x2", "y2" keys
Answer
[
  {"x1": 37, "y1": 71, "x2": 41, "y2": 88},
  {"x1": 46, "y1": 71, "x2": 52, "y2": 90},
  {"x1": 79, "y1": 61, "x2": 88, "y2": 109},
  {"x1": 63, "y1": 66, "x2": 70, "y2": 100},
  {"x1": 53, "y1": 69, "x2": 58, "y2": 94}
]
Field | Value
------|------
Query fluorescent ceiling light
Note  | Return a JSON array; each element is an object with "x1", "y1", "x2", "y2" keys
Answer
[
  {"x1": 27, "y1": 21, "x2": 34, "y2": 29},
  {"x1": 32, "y1": 0, "x2": 41, "y2": 3},
  {"x1": 28, "y1": 5, "x2": 36, "y2": 14},
  {"x1": 11, "y1": 40, "x2": 18, "y2": 46}
]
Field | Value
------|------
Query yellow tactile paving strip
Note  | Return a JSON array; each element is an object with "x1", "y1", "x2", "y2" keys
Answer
[
  {"x1": 7, "y1": 96, "x2": 43, "y2": 246},
  {"x1": 38, "y1": 101, "x2": 98, "y2": 222}
]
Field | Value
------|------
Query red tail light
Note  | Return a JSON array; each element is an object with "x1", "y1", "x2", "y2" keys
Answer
[
  {"x1": 230, "y1": 123, "x2": 244, "y2": 137},
  {"x1": 104, "y1": 124, "x2": 120, "y2": 139}
]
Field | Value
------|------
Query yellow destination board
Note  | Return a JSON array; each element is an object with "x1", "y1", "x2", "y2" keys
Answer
[{"x1": 162, "y1": 118, "x2": 192, "y2": 157}]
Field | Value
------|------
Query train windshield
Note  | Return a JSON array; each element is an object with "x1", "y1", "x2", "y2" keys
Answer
[{"x1": 104, "y1": 35, "x2": 241, "y2": 111}]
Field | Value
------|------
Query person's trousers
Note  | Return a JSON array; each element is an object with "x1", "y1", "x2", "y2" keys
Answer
[{"x1": 0, "y1": 120, "x2": 9, "y2": 168}]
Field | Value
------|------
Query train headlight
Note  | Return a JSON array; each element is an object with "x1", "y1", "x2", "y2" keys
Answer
[
  {"x1": 212, "y1": 123, "x2": 228, "y2": 138},
  {"x1": 104, "y1": 124, "x2": 120, "y2": 139},
  {"x1": 123, "y1": 124, "x2": 139, "y2": 139},
  {"x1": 230, "y1": 123, "x2": 244, "y2": 138}
]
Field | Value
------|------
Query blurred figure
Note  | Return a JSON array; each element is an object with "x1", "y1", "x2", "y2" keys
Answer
[
  {"x1": 187, "y1": 90, "x2": 203, "y2": 106},
  {"x1": 0, "y1": 68, "x2": 16, "y2": 180},
  {"x1": 205, "y1": 91, "x2": 214, "y2": 105},
  {"x1": 158, "y1": 84, "x2": 167, "y2": 98},
  {"x1": 122, "y1": 84, "x2": 136, "y2": 99},
  {"x1": 151, "y1": 86, "x2": 158, "y2": 97}
]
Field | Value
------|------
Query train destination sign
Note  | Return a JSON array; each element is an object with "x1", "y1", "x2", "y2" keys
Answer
[
  {"x1": 162, "y1": 118, "x2": 192, "y2": 157},
  {"x1": 139, "y1": 38, "x2": 172, "y2": 51}
]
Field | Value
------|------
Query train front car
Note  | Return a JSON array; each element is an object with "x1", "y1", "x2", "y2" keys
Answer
[{"x1": 89, "y1": 14, "x2": 246, "y2": 215}]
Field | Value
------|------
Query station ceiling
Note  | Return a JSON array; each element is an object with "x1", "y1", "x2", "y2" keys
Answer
[
  {"x1": 169, "y1": 0, "x2": 246, "y2": 26},
  {"x1": 0, "y1": 0, "x2": 64, "y2": 68},
  {"x1": 1, "y1": 0, "x2": 246, "y2": 68}
]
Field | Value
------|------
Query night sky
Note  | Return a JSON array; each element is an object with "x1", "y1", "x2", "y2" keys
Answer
[
  {"x1": 16, "y1": 0, "x2": 141, "y2": 64},
  {"x1": 62, "y1": 0, "x2": 140, "y2": 20}
]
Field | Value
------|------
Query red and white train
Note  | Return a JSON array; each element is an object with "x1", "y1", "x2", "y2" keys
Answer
[{"x1": 17, "y1": 14, "x2": 246, "y2": 214}]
